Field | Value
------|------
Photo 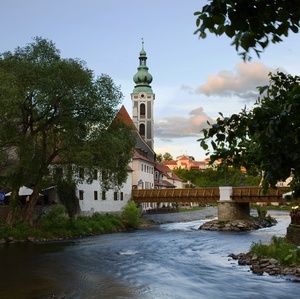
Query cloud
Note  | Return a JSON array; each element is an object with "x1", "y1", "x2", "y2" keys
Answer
[
  {"x1": 155, "y1": 107, "x2": 213, "y2": 138},
  {"x1": 196, "y1": 61, "x2": 276, "y2": 101}
]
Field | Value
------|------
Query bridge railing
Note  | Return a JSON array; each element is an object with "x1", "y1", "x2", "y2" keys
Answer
[
  {"x1": 132, "y1": 187, "x2": 298, "y2": 204},
  {"x1": 132, "y1": 188, "x2": 219, "y2": 203},
  {"x1": 231, "y1": 187, "x2": 291, "y2": 203}
]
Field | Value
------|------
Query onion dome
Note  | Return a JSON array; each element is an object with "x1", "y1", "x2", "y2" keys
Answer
[{"x1": 132, "y1": 41, "x2": 153, "y2": 94}]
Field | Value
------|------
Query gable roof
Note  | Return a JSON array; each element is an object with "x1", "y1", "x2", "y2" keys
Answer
[
  {"x1": 155, "y1": 163, "x2": 182, "y2": 181},
  {"x1": 114, "y1": 105, "x2": 135, "y2": 127},
  {"x1": 115, "y1": 105, "x2": 156, "y2": 163}
]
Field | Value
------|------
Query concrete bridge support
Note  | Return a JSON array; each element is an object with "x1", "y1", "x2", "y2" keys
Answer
[{"x1": 218, "y1": 186, "x2": 250, "y2": 221}]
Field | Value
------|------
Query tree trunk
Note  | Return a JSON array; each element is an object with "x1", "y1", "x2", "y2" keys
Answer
[
  {"x1": 23, "y1": 189, "x2": 40, "y2": 226},
  {"x1": 6, "y1": 189, "x2": 22, "y2": 227}
]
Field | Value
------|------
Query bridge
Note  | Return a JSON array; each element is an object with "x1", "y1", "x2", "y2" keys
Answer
[
  {"x1": 132, "y1": 186, "x2": 300, "y2": 222},
  {"x1": 132, "y1": 186, "x2": 296, "y2": 204}
]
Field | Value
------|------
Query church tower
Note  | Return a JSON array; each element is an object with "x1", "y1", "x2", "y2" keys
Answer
[{"x1": 131, "y1": 41, "x2": 155, "y2": 149}]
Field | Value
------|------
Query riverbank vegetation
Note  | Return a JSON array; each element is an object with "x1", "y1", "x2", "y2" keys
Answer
[
  {"x1": 0, "y1": 201, "x2": 142, "y2": 242},
  {"x1": 250, "y1": 236, "x2": 300, "y2": 267}
]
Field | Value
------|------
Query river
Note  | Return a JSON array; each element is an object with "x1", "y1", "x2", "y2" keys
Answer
[{"x1": 0, "y1": 211, "x2": 299, "y2": 299}]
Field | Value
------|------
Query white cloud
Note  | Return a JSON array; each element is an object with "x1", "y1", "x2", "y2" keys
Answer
[
  {"x1": 155, "y1": 107, "x2": 213, "y2": 138},
  {"x1": 196, "y1": 61, "x2": 278, "y2": 101}
]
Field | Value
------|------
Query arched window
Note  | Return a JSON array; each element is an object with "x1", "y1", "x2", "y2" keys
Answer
[
  {"x1": 139, "y1": 123, "x2": 145, "y2": 138},
  {"x1": 140, "y1": 103, "x2": 145, "y2": 118}
]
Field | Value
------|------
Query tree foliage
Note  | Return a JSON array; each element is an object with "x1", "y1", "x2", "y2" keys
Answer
[
  {"x1": 194, "y1": 0, "x2": 300, "y2": 59},
  {"x1": 156, "y1": 152, "x2": 173, "y2": 163},
  {"x1": 0, "y1": 37, "x2": 135, "y2": 225},
  {"x1": 173, "y1": 167, "x2": 260, "y2": 187},
  {"x1": 199, "y1": 71, "x2": 300, "y2": 192}
]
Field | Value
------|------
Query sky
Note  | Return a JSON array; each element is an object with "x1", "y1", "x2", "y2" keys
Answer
[{"x1": 1, "y1": 0, "x2": 300, "y2": 161}]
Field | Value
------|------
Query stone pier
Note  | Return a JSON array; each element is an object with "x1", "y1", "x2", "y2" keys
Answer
[
  {"x1": 218, "y1": 186, "x2": 250, "y2": 221},
  {"x1": 286, "y1": 207, "x2": 300, "y2": 245}
]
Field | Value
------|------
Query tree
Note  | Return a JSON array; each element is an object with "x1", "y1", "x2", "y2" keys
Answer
[
  {"x1": 194, "y1": 0, "x2": 300, "y2": 60},
  {"x1": 156, "y1": 152, "x2": 173, "y2": 163},
  {"x1": 173, "y1": 167, "x2": 260, "y2": 187},
  {"x1": 163, "y1": 152, "x2": 173, "y2": 161},
  {"x1": 199, "y1": 71, "x2": 300, "y2": 192},
  {"x1": 0, "y1": 37, "x2": 136, "y2": 226}
]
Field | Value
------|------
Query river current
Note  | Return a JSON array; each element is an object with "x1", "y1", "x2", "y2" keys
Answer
[{"x1": 0, "y1": 211, "x2": 299, "y2": 299}]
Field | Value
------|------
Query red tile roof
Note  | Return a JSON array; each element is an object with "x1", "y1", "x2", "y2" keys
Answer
[
  {"x1": 155, "y1": 163, "x2": 182, "y2": 181},
  {"x1": 114, "y1": 105, "x2": 135, "y2": 127},
  {"x1": 163, "y1": 160, "x2": 177, "y2": 165},
  {"x1": 133, "y1": 150, "x2": 154, "y2": 163}
]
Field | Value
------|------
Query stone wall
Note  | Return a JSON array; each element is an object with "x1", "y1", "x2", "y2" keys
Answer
[
  {"x1": 218, "y1": 202, "x2": 250, "y2": 221},
  {"x1": 286, "y1": 224, "x2": 300, "y2": 245}
]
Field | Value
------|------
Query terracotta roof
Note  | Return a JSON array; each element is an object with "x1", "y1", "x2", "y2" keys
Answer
[
  {"x1": 133, "y1": 150, "x2": 154, "y2": 164},
  {"x1": 161, "y1": 180, "x2": 176, "y2": 188},
  {"x1": 163, "y1": 160, "x2": 177, "y2": 165},
  {"x1": 155, "y1": 163, "x2": 182, "y2": 181},
  {"x1": 114, "y1": 105, "x2": 135, "y2": 127}
]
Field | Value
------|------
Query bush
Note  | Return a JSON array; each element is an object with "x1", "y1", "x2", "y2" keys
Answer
[
  {"x1": 37, "y1": 204, "x2": 70, "y2": 237},
  {"x1": 250, "y1": 236, "x2": 299, "y2": 266},
  {"x1": 256, "y1": 206, "x2": 267, "y2": 218},
  {"x1": 121, "y1": 201, "x2": 142, "y2": 229},
  {"x1": 0, "y1": 222, "x2": 33, "y2": 240}
]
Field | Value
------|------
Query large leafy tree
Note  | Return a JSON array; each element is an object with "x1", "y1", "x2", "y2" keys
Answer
[
  {"x1": 199, "y1": 72, "x2": 300, "y2": 192},
  {"x1": 0, "y1": 37, "x2": 135, "y2": 225},
  {"x1": 194, "y1": 0, "x2": 300, "y2": 60}
]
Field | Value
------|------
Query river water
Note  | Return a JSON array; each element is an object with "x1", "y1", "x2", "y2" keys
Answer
[{"x1": 0, "y1": 211, "x2": 299, "y2": 299}]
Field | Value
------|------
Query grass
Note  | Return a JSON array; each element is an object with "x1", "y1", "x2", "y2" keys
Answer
[
  {"x1": 251, "y1": 204, "x2": 292, "y2": 212},
  {"x1": 0, "y1": 202, "x2": 141, "y2": 241},
  {"x1": 249, "y1": 236, "x2": 300, "y2": 266},
  {"x1": 178, "y1": 206, "x2": 205, "y2": 213}
]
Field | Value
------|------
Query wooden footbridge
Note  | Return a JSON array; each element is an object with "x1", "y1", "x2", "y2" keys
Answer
[{"x1": 132, "y1": 187, "x2": 299, "y2": 204}]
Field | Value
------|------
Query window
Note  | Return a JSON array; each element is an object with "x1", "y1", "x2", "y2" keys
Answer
[
  {"x1": 79, "y1": 190, "x2": 84, "y2": 200},
  {"x1": 141, "y1": 163, "x2": 143, "y2": 171},
  {"x1": 102, "y1": 170, "x2": 108, "y2": 180},
  {"x1": 140, "y1": 103, "x2": 145, "y2": 118},
  {"x1": 93, "y1": 169, "x2": 98, "y2": 180},
  {"x1": 114, "y1": 192, "x2": 119, "y2": 201},
  {"x1": 120, "y1": 192, "x2": 124, "y2": 201},
  {"x1": 54, "y1": 167, "x2": 63, "y2": 180},
  {"x1": 94, "y1": 191, "x2": 98, "y2": 200},
  {"x1": 79, "y1": 167, "x2": 84, "y2": 179},
  {"x1": 102, "y1": 191, "x2": 106, "y2": 200},
  {"x1": 139, "y1": 123, "x2": 145, "y2": 138}
]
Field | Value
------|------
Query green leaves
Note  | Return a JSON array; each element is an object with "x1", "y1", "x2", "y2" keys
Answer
[
  {"x1": 199, "y1": 71, "x2": 300, "y2": 190},
  {"x1": 0, "y1": 37, "x2": 136, "y2": 222},
  {"x1": 194, "y1": 0, "x2": 300, "y2": 60}
]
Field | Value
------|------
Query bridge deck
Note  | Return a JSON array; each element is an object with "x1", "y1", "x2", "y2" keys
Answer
[{"x1": 132, "y1": 187, "x2": 299, "y2": 204}]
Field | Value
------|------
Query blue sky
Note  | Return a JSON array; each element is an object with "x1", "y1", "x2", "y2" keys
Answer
[{"x1": 1, "y1": 0, "x2": 300, "y2": 160}]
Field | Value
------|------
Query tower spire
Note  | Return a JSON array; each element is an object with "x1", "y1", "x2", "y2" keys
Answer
[
  {"x1": 132, "y1": 41, "x2": 153, "y2": 94},
  {"x1": 131, "y1": 42, "x2": 155, "y2": 149}
]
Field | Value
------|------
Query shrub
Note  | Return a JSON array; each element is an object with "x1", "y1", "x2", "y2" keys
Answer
[
  {"x1": 250, "y1": 236, "x2": 299, "y2": 266},
  {"x1": 121, "y1": 201, "x2": 142, "y2": 229},
  {"x1": 37, "y1": 204, "x2": 70, "y2": 237}
]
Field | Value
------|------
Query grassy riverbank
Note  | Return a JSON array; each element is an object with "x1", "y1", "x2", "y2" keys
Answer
[
  {"x1": 0, "y1": 202, "x2": 143, "y2": 242},
  {"x1": 250, "y1": 236, "x2": 300, "y2": 267}
]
